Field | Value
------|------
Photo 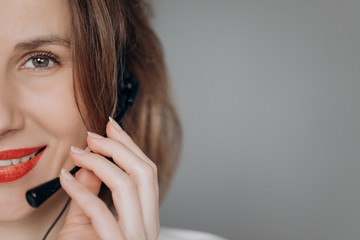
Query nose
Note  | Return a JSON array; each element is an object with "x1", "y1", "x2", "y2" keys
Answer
[{"x1": 0, "y1": 85, "x2": 23, "y2": 138}]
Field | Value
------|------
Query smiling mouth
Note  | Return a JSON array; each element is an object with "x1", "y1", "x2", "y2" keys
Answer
[
  {"x1": 0, "y1": 147, "x2": 45, "y2": 167},
  {"x1": 0, "y1": 146, "x2": 46, "y2": 183}
]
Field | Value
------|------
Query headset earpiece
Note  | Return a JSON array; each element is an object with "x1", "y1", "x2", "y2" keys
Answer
[{"x1": 114, "y1": 65, "x2": 139, "y2": 124}]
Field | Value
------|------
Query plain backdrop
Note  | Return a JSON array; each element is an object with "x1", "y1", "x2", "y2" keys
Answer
[{"x1": 152, "y1": 1, "x2": 360, "y2": 240}]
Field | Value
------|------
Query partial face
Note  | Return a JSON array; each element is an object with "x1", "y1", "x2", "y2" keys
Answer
[{"x1": 0, "y1": 0, "x2": 88, "y2": 219}]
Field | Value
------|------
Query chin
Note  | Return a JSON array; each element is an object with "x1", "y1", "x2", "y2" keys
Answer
[
  {"x1": 0, "y1": 145, "x2": 75, "y2": 222},
  {"x1": 0, "y1": 188, "x2": 35, "y2": 222}
]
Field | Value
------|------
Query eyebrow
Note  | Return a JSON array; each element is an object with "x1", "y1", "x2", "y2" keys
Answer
[{"x1": 14, "y1": 35, "x2": 70, "y2": 51}]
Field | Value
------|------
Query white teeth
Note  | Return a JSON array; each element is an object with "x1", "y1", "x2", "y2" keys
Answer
[
  {"x1": 0, "y1": 149, "x2": 41, "y2": 167},
  {"x1": 0, "y1": 160, "x2": 12, "y2": 167},
  {"x1": 20, "y1": 155, "x2": 31, "y2": 163},
  {"x1": 12, "y1": 159, "x2": 20, "y2": 165}
]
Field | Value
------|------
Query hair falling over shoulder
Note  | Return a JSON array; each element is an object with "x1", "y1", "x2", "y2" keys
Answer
[{"x1": 67, "y1": 0, "x2": 182, "y2": 203}]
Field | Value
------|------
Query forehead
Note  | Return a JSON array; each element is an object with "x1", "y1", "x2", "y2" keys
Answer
[{"x1": 0, "y1": 0, "x2": 71, "y2": 49}]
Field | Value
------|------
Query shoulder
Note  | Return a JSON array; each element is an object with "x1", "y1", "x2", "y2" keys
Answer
[{"x1": 159, "y1": 227, "x2": 229, "y2": 240}]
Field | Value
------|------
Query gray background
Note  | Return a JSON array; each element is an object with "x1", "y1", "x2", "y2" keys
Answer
[{"x1": 152, "y1": 1, "x2": 360, "y2": 239}]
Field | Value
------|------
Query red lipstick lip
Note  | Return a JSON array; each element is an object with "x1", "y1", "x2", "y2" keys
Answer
[
  {"x1": 0, "y1": 146, "x2": 45, "y2": 160},
  {"x1": 0, "y1": 146, "x2": 46, "y2": 183}
]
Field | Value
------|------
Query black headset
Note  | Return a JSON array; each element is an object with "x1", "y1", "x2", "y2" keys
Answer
[{"x1": 26, "y1": 64, "x2": 139, "y2": 208}]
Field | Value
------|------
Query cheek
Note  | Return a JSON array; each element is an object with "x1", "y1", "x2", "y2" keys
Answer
[{"x1": 20, "y1": 74, "x2": 88, "y2": 143}]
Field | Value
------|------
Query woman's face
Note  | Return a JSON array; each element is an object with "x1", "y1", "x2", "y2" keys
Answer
[{"x1": 0, "y1": 0, "x2": 87, "y2": 220}]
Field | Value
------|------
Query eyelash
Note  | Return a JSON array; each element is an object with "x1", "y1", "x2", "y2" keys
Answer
[{"x1": 20, "y1": 51, "x2": 60, "y2": 72}]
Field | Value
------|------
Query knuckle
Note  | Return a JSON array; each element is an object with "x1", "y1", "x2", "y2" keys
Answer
[
  {"x1": 148, "y1": 160, "x2": 158, "y2": 173},
  {"x1": 139, "y1": 163, "x2": 157, "y2": 181},
  {"x1": 150, "y1": 162, "x2": 158, "y2": 178}
]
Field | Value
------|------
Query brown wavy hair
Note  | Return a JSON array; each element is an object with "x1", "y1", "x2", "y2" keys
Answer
[{"x1": 67, "y1": 0, "x2": 181, "y2": 203}]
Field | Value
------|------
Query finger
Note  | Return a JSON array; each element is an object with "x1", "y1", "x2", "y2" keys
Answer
[
  {"x1": 107, "y1": 117, "x2": 156, "y2": 169},
  {"x1": 86, "y1": 132, "x2": 159, "y2": 238},
  {"x1": 59, "y1": 168, "x2": 124, "y2": 240},
  {"x1": 64, "y1": 168, "x2": 101, "y2": 226},
  {"x1": 106, "y1": 119, "x2": 159, "y2": 200},
  {"x1": 107, "y1": 119, "x2": 160, "y2": 237},
  {"x1": 70, "y1": 147, "x2": 147, "y2": 239}
]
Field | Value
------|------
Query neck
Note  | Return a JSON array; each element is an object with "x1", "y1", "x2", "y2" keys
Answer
[{"x1": 0, "y1": 190, "x2": 69, "y2": 240}]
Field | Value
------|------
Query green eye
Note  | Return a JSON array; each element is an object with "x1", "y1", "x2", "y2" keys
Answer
[
  {"x1": 21, "y1": 51, "x2": 59, "y2": 70},
  {"x1": 25, "y1": 57, "x2": 54, "y2": 68}
]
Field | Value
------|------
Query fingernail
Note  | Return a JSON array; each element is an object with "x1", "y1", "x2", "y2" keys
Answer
[
  {"x1": 61, "y1": 168, "x2": 74, "y2": 180},
  {"x1": 109, "y1": 116, "x2": 122, "y2": 131},
  {"x1": 87, "y1": 131, "x2": 103, "y2": 139},
  {"x1": 70, "y1": 146, "x2": 85, "y2": 154}
]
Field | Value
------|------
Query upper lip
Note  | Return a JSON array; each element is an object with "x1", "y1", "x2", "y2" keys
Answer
[{"x1": 0, "y1": 146, "x2": 46, "y2": 160}]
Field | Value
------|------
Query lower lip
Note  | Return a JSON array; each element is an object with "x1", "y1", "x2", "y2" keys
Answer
[{"x1": 0, "y1": 148, "x2": 45, "y2": 183}]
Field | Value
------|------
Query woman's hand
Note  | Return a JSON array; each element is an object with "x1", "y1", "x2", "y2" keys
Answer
[{"x1": 57, "y1": 117, "x2": 160, "y2": 240}]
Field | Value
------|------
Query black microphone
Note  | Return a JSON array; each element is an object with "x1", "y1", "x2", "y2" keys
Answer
[
  {"x1": 26, "y1": 166, "x2": 81, "y2": 208},
  {"x1": 26, "y1": 67, "x2": 139, "y2": 208}
]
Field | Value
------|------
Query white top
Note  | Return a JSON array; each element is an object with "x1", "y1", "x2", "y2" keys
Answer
[{"x1": 159, "y1": 227, "x2": 228, "y2": 240}]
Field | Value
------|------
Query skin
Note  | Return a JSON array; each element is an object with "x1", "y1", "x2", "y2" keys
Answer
[{"x1": 0, "y1": 0, "x2": 159, "y2": 239}]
